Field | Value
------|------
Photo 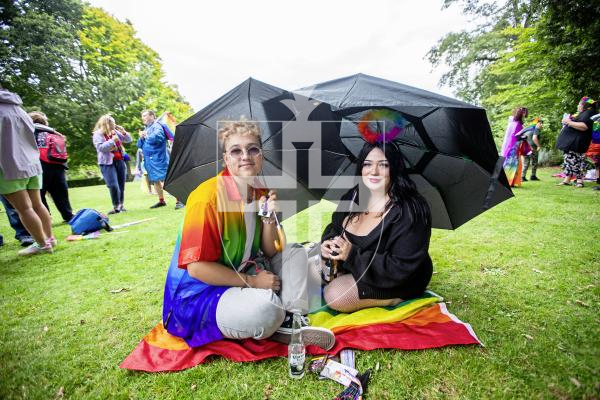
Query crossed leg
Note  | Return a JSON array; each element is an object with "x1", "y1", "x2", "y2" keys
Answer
[{"x1": 324, "y1": 273, "x2": 402, "y2": 313}]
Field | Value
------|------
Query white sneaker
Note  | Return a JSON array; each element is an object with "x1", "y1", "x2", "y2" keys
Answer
[
  {"x1": 46, "y1": 236, "x2": 58, "y2": 248},
  {"x1": 300, "y1": 326, "x2": 336, "y2": 351},
  {"x1": 274, "y1": 313, "x2": 336, "y2": 350},
  {"x1": 18, "y1": 242, "x2": 53, "y2": 256}
]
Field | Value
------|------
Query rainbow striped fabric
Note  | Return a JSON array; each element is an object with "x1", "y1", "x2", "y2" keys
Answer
[
  {"x1": 157, "y1": 112, "x2": 176, "y2": 140},
  {"x1": 162, "y1": 168, "x2": 264, "y2": 348},
  {"x1": 121, "y1": 292, "x2": 481, "y2": 372},
  {"x1": 178, "y1": 168, "x2": 262, "y2": 269},
  {"x1": 501, "y1": 118, "x2": 524, "y2": 187}
]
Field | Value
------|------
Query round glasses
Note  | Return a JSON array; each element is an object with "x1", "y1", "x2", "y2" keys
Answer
[{"x1": 226, "y1": 146, "x2": 262, "y2": 159}]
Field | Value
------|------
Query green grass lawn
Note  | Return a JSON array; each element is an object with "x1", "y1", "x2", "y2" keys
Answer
[{"x1": 1, "y1": 167, "x2": 598, "y2": 399}]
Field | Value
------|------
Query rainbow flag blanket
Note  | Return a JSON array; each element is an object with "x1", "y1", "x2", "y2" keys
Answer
[{"x1": 120, "y1": 292, "x2": 481, "y2": 372}]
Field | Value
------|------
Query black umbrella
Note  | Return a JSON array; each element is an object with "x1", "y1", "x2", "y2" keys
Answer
[
  {"x1": 164, "y1": 78, "x2": 352, "y2": 216},
  {"x1": 295, "y1": 73, "x2": 513, "y2": 229}
]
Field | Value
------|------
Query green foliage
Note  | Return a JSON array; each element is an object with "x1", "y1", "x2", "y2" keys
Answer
[
  {"x1": 0, "y1": 0, "x2": 84, "y2": 102},
  {"x1": 427, "y1": 29, "x2": 505, "y2": 103},
  {"x1": 0, "y1": 1, "x2": 193, "y2": 167},
  {"x1": 0, "y1": 169, "x2": 599, "y2": 399},
  {"x1": 428, "y1": 0, "x2": 600, "y2": 148},
  {"x1": 79, "y1": 7, "x2": 160, "y2": 79},
  {"x1": 481, "y1": 27, "x2": 564, "y2": 148},
  {"x1": 536, "y1": 1, "x2": 600, "y2": 105}
]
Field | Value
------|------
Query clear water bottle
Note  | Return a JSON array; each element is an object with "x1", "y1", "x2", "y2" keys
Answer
[{"x1": 288, "y1": 313, "x2": 305, "y2": 379}]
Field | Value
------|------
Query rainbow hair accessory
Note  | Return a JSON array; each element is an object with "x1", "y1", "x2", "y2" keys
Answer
[
  {"x1": 580, "y1": 97, "x2": 595, "y2": 106},
  {"x1": 357, "y1": 109, "x2": 406, "y2": 144}
]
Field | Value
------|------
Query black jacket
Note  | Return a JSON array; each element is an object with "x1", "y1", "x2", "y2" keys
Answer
[
  {"x1": 321, "y1": 192, "x2": 433, "y2": 300},
  {"x1": 556, "y1": 109, "x2": 595, "y2": 153}
]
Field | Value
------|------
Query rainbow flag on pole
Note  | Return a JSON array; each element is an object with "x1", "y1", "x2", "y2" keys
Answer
[{"x1": 157, "y1": 112, "x2": 177, "y2": 141}]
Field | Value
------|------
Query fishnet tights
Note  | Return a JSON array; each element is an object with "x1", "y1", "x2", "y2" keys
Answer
[{"x1": 323, "y1": 273, "x2": 402, "y2": 313}]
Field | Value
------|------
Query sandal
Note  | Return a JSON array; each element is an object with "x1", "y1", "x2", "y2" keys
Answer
[
  {"x1": 556, "y1": 181, "x2": 571, "y2": 186},
  {"x1": 575, "y1": 182, "x2": 584, "y2": 188}
]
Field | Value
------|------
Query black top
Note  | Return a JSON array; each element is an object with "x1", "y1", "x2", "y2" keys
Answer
[
  {"x1": 321, "y1": 191, "x2": 433, "y2": 300},
  {"x1": 556, "y1": 109, "x2": 595, "y2": 153}
]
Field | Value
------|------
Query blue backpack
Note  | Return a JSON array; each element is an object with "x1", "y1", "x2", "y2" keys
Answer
[{"x1": 68, "y1": 209, "x2": 112, "y2": 235}]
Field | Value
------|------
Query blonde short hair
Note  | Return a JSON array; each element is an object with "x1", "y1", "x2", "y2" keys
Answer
[
  {"x1": 218, "y1": 119, "x2": 262, "y2": 151},
  {"x1": 29, "y1": 111, "x2": 48, "y2": 125},
  {"x1": 93, "y1": 114, "x2": 116, "y2": 136}
]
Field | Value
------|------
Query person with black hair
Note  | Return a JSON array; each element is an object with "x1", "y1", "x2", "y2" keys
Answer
[{"x1": 320, "y1": 142, "x2": 433, "y2": 313}]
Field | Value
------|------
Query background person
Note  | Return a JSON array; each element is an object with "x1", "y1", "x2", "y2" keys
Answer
[
  {"x1": 500, "y1": 107, "x2": 529, "y2": 188},
  {"x1": 0, "y1": 88, "x2": 54, "y2": 255},
  {"x1": 0, "y1": 194, "x2": 34, "y2": 246},
  {"x1": 29, "y1": 111, "x2": 74, "y2": 222},
  {"x1": 520, "y1": 117, "x2": 543, "y2": 181},
  {"x1": 585, "y1": 112, "x2": 600, "y2": 190},
  {"x1": 163, "y1": 120, "x2": 334, "y2": 350},
  {"x1": 556, "y1": 97, "x2": 597, "y2": 188},
  {"x1": 92, "y1": 114, "x2": 132, "y2": 214},
  {"x1": 138, "y1": 110, "x2": 169, "y2": 208},
  {"x1": 134, "y1": 148, "x2": 154, "y2": 195},
  {"x1": 320, "y1": 142, "x2": 433, "y2": 313}
]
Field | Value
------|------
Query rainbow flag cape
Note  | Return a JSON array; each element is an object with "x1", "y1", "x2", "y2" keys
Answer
[
  {"x1": 157, "y1": 112, "x2": 177, "y2": 141},
  {"x1": 120, "y1": 292, "x2": 481, "y2": 372}
]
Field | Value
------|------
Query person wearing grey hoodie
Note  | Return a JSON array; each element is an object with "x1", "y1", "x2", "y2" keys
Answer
[{"x1": 0, "y1": 87, "x2": 55, "y2": 255}]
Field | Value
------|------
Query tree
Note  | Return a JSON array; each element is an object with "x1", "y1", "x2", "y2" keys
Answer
[
  {"x1": 0, "y1": 1, "x2": 193, "y2": 168},
  {"x1": 427, "y1": 0, "x2": 599, "y2": 148},
  {"x1": 427, "y1": 0, "x2": 544, "y2": 104},
  {"x1": 0, "y1": 0, "x2": 84, "y2": 107},
  {"x1": 536, "y1": 1, "x2": 600, "y2": 105}
]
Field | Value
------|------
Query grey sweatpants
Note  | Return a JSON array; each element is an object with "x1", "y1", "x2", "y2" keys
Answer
[{"x1": 215, "y1": 244, "x2": 312, "y2": 340}]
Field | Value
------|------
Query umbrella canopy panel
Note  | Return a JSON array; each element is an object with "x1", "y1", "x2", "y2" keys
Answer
[
  {"x1": 297, "y1": 73, "x2": 513, "y2": 229},
  {"x1": 165, "y1": 78, "x2": 354, "y2": 210},
  {"x1": 166, "y1": 77, "x2": 288, "y2": 199},
  {"x1": 297, "y1": 73, "x2": 506, "y2": 180}
]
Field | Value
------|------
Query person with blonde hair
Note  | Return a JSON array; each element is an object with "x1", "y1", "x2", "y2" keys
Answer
[
  {"x1": 162, "y1": 119, "x2": 334, "y2": 350},
  {"x1": 0, "y1": 88, "x2": 55, "y2": 255},
  {"x1": 92, "y1": 114, "x2": 132, "y2": 214}
]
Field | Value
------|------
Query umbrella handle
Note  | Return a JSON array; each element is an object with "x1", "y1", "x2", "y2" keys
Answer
[{"x1": 273, "y1": 224, "x2": 286, "y2": 253}]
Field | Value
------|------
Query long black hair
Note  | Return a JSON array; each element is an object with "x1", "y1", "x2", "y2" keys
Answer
[{"x1": 346, "y1": 142, "x2": 431, "y2": 226}]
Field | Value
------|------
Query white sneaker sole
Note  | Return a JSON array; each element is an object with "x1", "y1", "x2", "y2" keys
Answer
[
  {"x1": 271, "y1": 327, "x2": 336, "y2": 351},
  {"x1": 18, "y1": 247, "x2": 53, "y2": 256},
  {"x1": 301, "y1": 327, "x2": 336, "y2": 351}
]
